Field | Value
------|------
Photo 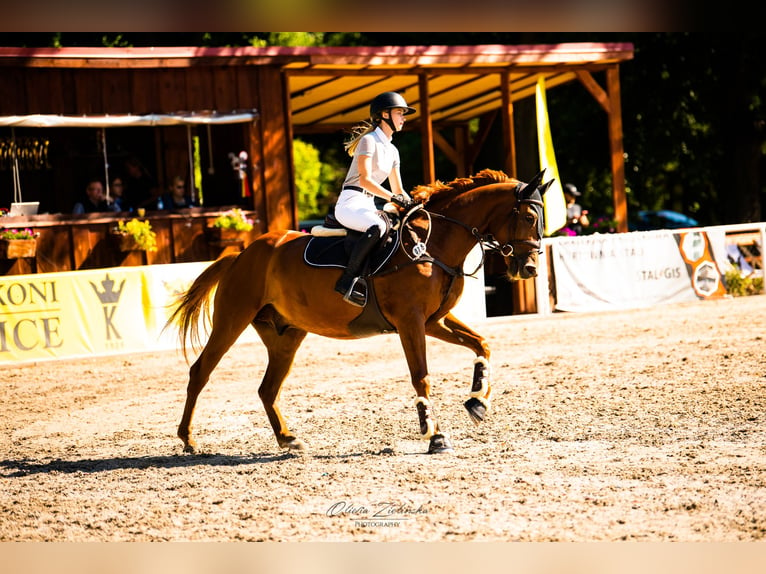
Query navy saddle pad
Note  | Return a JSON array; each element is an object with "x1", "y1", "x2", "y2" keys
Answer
[{"x1": 303, "y1": 232, "x2": 398, "y2": 274}]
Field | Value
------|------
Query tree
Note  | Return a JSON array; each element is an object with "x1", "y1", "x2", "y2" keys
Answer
[{"x1": 292, "y1": 139, "x2": 344, "y2": 222}]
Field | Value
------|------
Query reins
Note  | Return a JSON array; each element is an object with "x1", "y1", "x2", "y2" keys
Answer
[{"x1": 374, "y1": 185, "x2": 544, "y2": 281}]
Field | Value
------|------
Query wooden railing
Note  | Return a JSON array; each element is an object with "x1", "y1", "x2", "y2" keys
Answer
[{"x1": 0, "y1": 207, "x2": 261, "y2": 276}]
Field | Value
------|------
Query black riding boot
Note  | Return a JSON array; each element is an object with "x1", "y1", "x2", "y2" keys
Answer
[{"x1": 334, "y1": 225, "x2": 382, "y2": 307}]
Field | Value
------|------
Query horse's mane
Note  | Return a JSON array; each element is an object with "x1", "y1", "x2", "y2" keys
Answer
[{"x1": 410, "y1": 169, "x2": 519, "y2": 205}]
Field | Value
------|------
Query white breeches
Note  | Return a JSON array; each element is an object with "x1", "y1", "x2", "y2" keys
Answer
[{"x1": 335, "y1": 189, "x2": 388, "y2": 235}]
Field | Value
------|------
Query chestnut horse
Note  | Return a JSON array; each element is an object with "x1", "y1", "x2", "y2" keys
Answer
[{"x1": 167, "y1": 169, "x2": 551, "y2": 454}]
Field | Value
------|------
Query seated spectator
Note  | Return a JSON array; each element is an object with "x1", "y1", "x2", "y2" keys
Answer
[
  {"x1": 72, "y1": 178, "x2": 110, "y2": 214},
  {"x1": 159, "y1": 175, "x2": 195, "y2": 210},
  {"x1": 107, "y1": 175, "x2": 127, "y2": 212}
]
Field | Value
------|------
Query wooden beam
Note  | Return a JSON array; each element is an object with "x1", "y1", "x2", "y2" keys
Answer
[
  {"x1": 282, "y1": 70, "x2": 298, "y2": 229},
  {"x1": 500, "y1": 71, "x2": 517, "y2": 177},
  {"x1": 284, "y1": 62, "x2": 618, "y2": 77},
  {"x1": 432, "y1": 130, "x2": 458, "y2": 166},
  {"x1": 606, "y1": 66, "x2": 628, "y2": 233},
  {"x1": 418, "y1": 74, "x2": 435, "y2": 184},
  {"x1": 576, "y1": 70, "x2": 610, "y2": 114}
]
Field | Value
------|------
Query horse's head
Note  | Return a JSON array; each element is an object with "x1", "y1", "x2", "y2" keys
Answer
[
  {"x1": 492, "y1": 170, "x2": 552, "y2": 280},
  {"x1": 409, "y1": 168, "x2": 552, "y2": 281}
]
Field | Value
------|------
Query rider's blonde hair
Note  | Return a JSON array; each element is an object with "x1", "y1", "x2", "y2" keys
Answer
[{"x1": 343, "y1": 120, "x2": 376, "y2": 157}]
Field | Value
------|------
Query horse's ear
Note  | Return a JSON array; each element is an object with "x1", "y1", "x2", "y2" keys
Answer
[
  {"x1": 539, "y1": 180, "x2": 554, "y2": 196},
  {"x1": 523, "y1": 169, "x2": 546, "y2": 193}
]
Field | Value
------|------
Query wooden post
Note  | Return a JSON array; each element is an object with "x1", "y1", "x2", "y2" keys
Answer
[
  {"x1": 607, "y1": 66, "x2": 628, "y2": 233},
  {"x1": 454, "y1": 125, "x2": 469, "y2": 177},
  {"x1": 418, "y1": 74, "x2": 435, "y2": 184},
  {"x1": 501, "y1": 71, "x2": 517, "y2": 178}
]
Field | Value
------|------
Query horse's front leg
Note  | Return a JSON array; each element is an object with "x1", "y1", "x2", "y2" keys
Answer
[
  {"x1": 397, "y1": 321, "x2": 454, "y2": 454},
  {"x1": 425, "y1": 312, "x2": 492, "y2": 424}
]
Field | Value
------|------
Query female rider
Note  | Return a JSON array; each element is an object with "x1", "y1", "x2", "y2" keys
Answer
[{"x1": 333, "y1": 91, "x2": 416, "y2": 306}]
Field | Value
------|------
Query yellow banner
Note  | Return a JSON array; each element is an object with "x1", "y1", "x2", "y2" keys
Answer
[
  {"x1": 0, "y1": 262, "x2": 259, "y2": 364},
  {"x1": 536, "y1": 77, "x2": 568, "y2": 236},
  {"x1": 193, "y1": 134, "x2": 203, "y2": 206}
]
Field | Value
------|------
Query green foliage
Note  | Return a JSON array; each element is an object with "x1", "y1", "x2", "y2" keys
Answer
[
  {"x1": 293, "y1": 139, "x2": 345, "y2": 221},
  {"x1": 724, "y1": 267, "x2": 764, "y2": 297},
  {"x1": 249, "y1": 33, "x2": 326, "y2": 47},
  {"x1": 0, "y1": 228, "x2": 37, "y2": 240},
  {"x1": 101, "y1": 34, "x2": 130, "y2": 48},
  {"x1": 211, "y1": 208, "x2": 254, "y2": 231}
]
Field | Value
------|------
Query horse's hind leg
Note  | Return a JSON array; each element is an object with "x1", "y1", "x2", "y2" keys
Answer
[
  {"x1": 253, "y1": 321, "x2": 308, "y2": 452},
  {"x1": 178, "y1": 313, "x2": 254, "y2": 454},
  {"x1": 426, "y1": 312, "x2": 492, "y2": 424}
]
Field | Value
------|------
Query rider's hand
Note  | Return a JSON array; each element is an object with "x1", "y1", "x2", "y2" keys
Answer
[{"x1": 390, "y1": 194, "x2": 418, "y2": 211}]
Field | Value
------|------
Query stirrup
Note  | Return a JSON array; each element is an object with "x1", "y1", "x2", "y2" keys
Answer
[{"x1": 341, "y1": 277, "x2": 367, "y2": 307}]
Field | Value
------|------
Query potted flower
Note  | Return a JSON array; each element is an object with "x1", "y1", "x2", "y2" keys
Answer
[
  {"x1": 0, "y1": 227, "x2": 39, "y2": 258},
  {"x1": 111, "y1": 218, "x2": 157, "y2": 252},
  {"x1": 205, "y1": 208, "x2": 254, "y2": 244}
]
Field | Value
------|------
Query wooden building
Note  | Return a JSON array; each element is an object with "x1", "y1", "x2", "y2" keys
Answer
[{"x1": 0, "y1": 43, "x2": 634, "y2": 313}]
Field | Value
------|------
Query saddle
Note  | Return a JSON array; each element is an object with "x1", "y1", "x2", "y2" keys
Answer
[
  {"x1": 303, "y1": 209, "x2": 402, "y2": 336},
  {"x1": 304, "y1": 207, "x2": 399, "y2": 270},
  {"x1": 308, "y1": 211, "x2": 347, "y2": 238}
]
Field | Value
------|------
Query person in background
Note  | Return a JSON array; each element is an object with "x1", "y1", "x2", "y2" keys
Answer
[
  {"x1": 72, "y1": 177, "x2": 110, "y2": 214},
  {"x1": 159, "y1": 175, "x2": 195, "y2": 210},
  {"x1": 564, "y1": 183, "x2": 590, "y2": 235},
  {"x1": 123, "y1": 156, "x2": 160, "y2": 212},
  {"x1": 107, "y1": 174, "x2": 127, "y2": 212}
]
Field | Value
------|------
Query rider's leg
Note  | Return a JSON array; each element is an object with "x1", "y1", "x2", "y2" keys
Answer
[{"x1": 335, "y1": 224, "x2": 382, "y2": 307}]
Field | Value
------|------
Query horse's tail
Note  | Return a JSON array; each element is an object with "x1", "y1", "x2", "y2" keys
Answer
[{"x1": 165, "y1": 254, "x2": 238, "y2": 362}]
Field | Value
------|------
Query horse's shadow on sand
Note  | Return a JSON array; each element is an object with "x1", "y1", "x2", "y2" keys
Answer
[
  {"x1": 0, "y1": 449, "x2": 389, "y2": 477},
  {"x1": 0, "y1": 452, "x2": 295, "y2": 477}
]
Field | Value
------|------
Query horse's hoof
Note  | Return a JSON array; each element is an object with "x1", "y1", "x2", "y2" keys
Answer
[
  {"x1": 464, "y1": 397, "x2": 487, "y2": 424},
  {"x1": 428, "y1": 433, "x2": 454, "y2": 454},
  {"x1": 280, "y1": 437, "x2": 308, "y2": 452}
]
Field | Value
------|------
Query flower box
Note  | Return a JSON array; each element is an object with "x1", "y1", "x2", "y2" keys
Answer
[
  {"x1": 110, "y1": 219, "x2": 157, "y2": 252},
  {"x1": 0, "y1": 238, "x2": 37, "y2": 258},
  {"x1": 111, "y1": 232, "x2": 144, "y2": 252}
]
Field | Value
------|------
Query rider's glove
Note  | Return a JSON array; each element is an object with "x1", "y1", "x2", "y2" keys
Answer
[{"x1": 390, "y1": 194, "x2": 418, "y2": 211}]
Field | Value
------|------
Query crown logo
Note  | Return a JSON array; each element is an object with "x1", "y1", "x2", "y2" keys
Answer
[{"x1": 90, "y1": 273, "x2": 125, "y2": 304}]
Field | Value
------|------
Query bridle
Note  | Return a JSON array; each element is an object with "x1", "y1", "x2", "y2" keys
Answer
[
  {"x1": 393, "y1": 183, "x2": 544, "y2": 278},
  {"x1": 422, "y1": 183, "x2": 544, "y2": 254}
]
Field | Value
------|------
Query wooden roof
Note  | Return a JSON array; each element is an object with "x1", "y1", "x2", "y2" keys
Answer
[
  {"x1": 0, "y1": 43, "x2": 634, "y2": 132},
  {"x1": 283, "y1": 43, "x2": 634, "y2": 132}
]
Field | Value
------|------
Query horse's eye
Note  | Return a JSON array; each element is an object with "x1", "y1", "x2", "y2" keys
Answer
[{"x1": 525, "y1": 214, "x2": 536, "y2": 225}]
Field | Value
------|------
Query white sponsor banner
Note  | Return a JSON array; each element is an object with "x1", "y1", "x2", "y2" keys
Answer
[{"x1": 551, "y1": 230, "x2": 726, "y2": 312}]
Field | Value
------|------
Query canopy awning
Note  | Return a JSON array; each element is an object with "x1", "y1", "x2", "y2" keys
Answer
[
  {"x1": 0, "y1": 110, "x2": 259, "y2": 128},
  {"x1": 0, "y1": 110, "x2": 258, "y2": 205}
]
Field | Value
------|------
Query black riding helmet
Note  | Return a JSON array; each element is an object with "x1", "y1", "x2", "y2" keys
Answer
[{"x1": 370, "y1": 92, "x2": 416, "y2": 132}]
